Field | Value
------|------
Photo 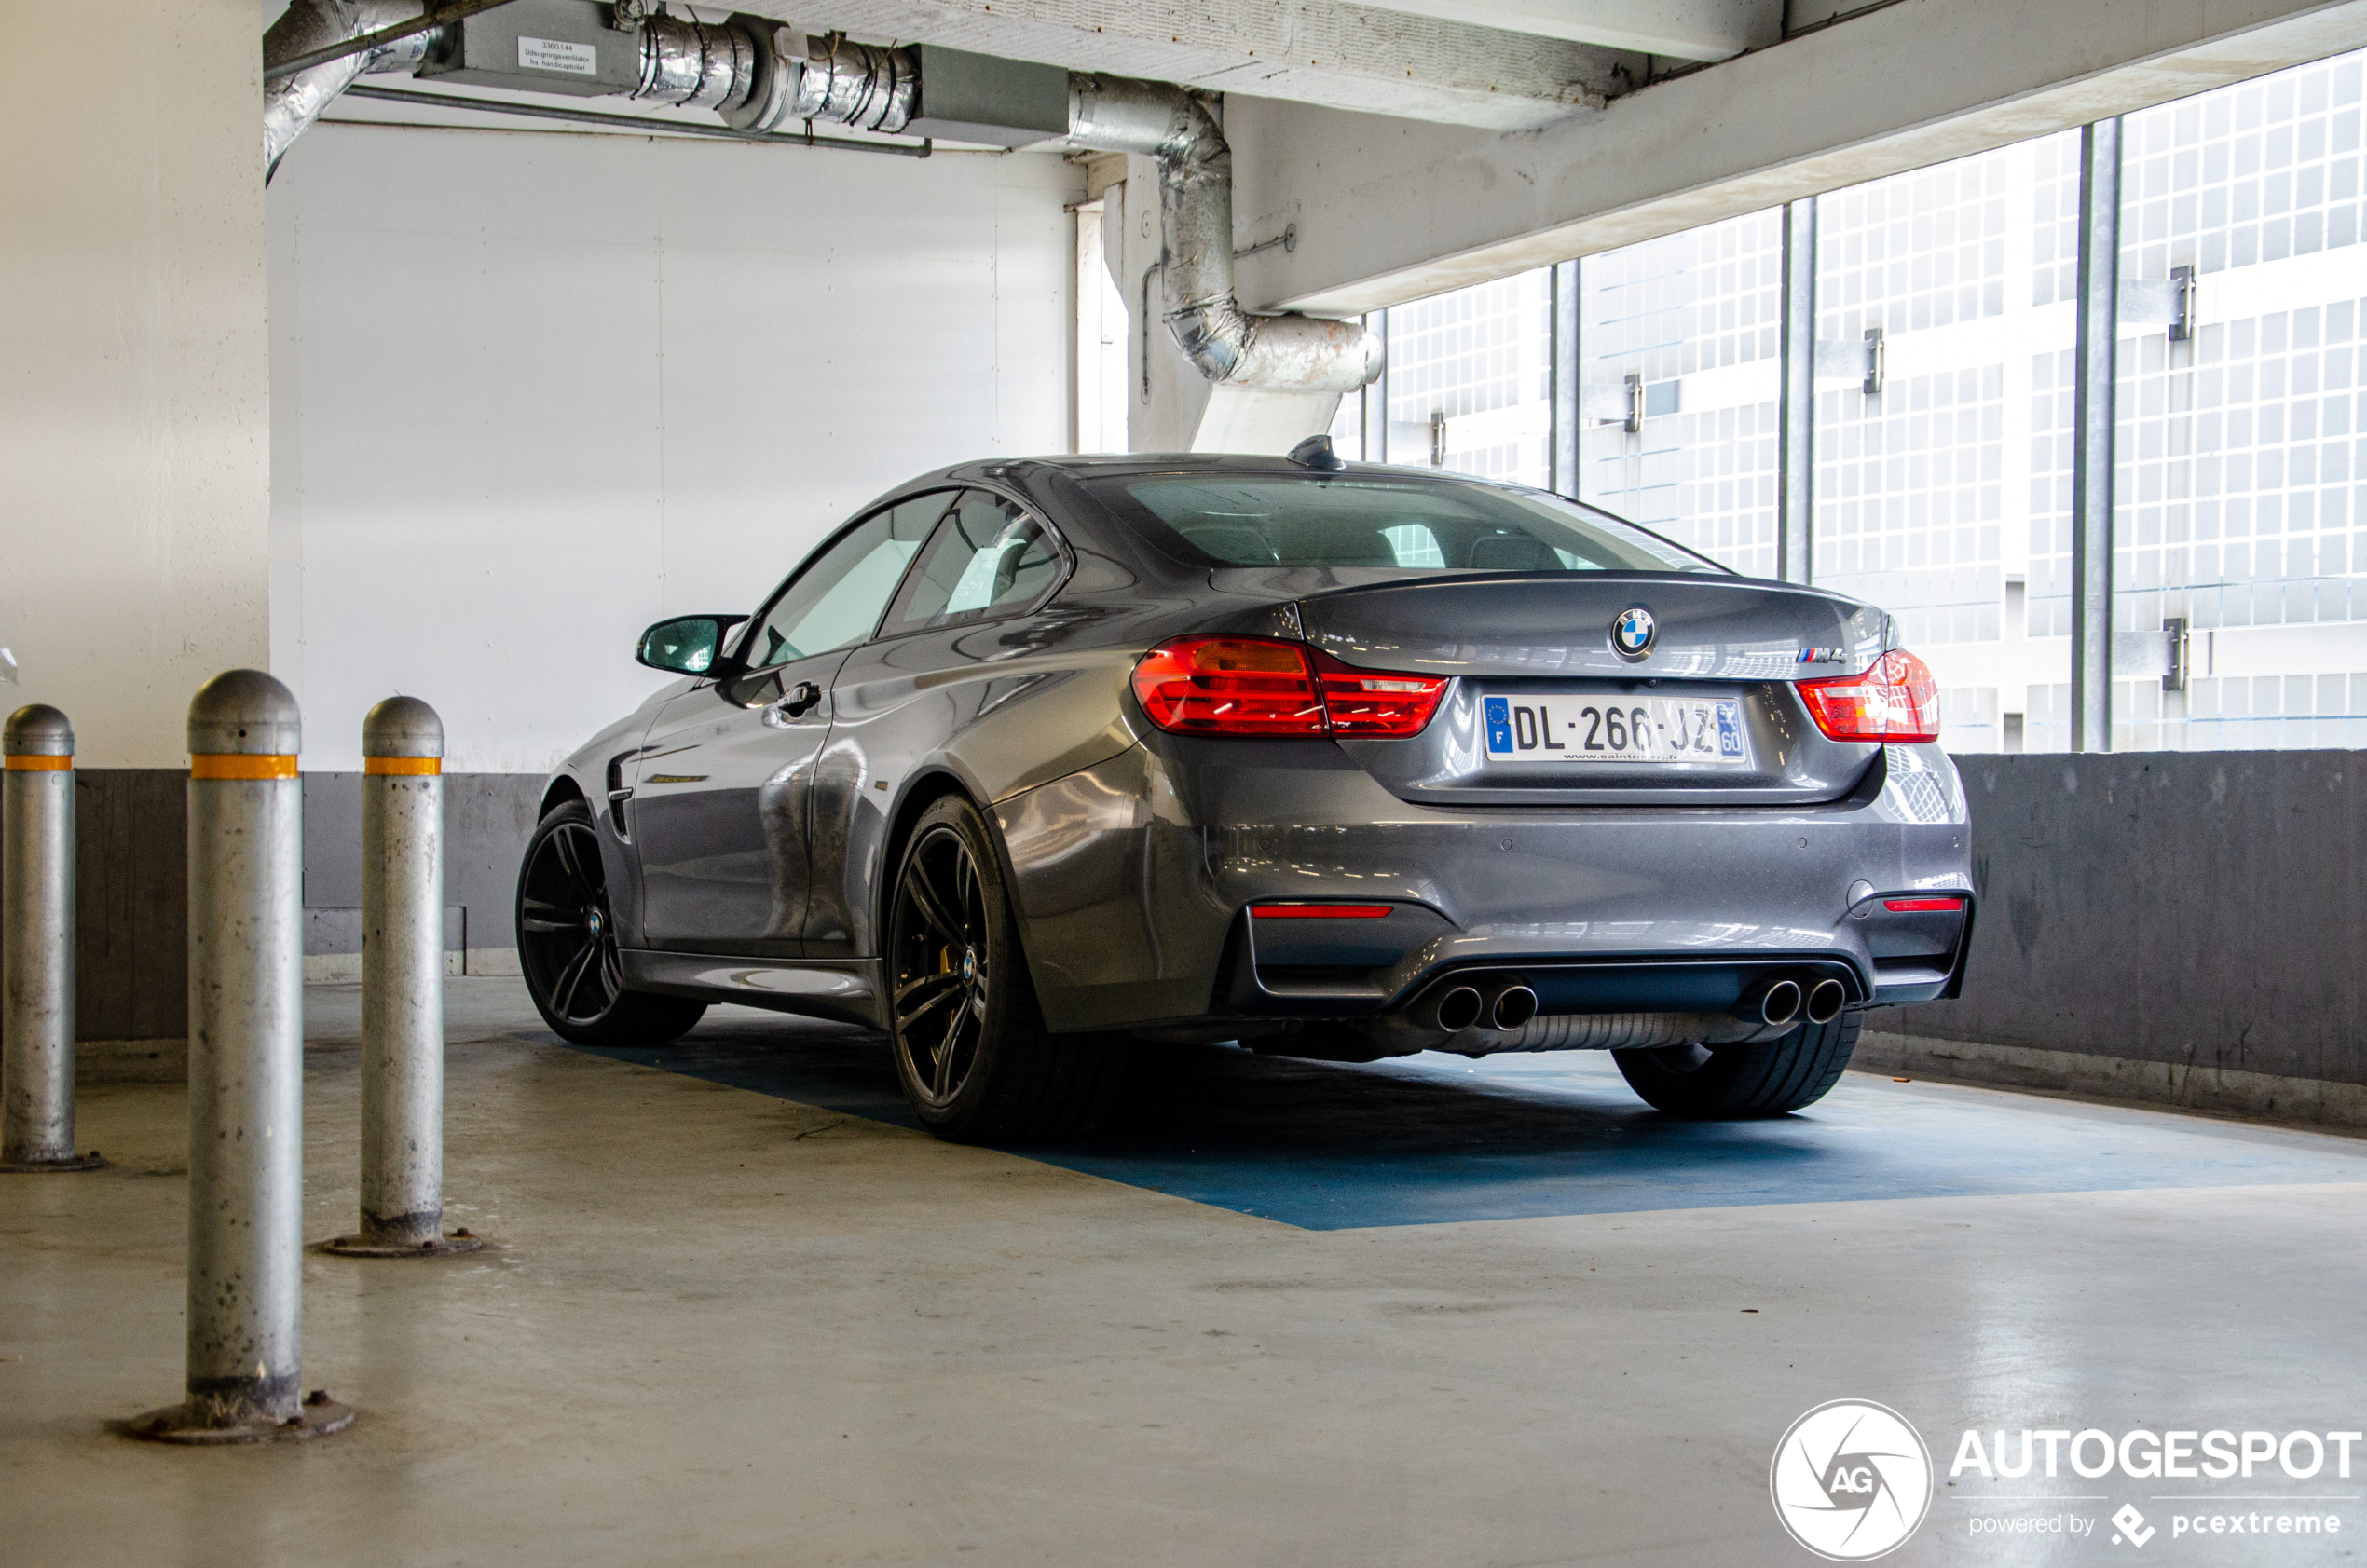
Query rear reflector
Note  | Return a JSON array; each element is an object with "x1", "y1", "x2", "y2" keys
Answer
[
  {"x1": 1251, "y1": 904, "x2": 1393, "y2": 919},
  {"x1": 1130, "y1": 635, "x2": 1446, "y2": 739},
  {"x1": 1882, "y1": 896, "x2": 1965, "y2": 912},
  {"x1": 1797, "y1": 648, "x2": 1942, "y2": 743}
]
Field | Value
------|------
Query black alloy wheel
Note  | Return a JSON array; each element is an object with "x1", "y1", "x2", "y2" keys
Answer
[
  {"x1": 1611, "y1": 1011, "x2": 1861, "y2": 1118},
  {"x1": 885, "y1": 794, "x2": 1129, "y2": 1142},
  {"x1": 515, "y1": 798, "x2": 706, "y2": 1046},
  {"x1": 890, "y1": 818, "x2": 992, "y2": 1111}
]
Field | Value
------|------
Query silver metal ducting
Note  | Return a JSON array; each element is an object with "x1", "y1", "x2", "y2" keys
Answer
[
  {"x1": 634, "y1": 11, "x2": 761, "y2": 111},
  {"x1": 640, "y1": 15, "x2": 916, "y2": 129},
  {"x1": 797, "y1": 34, "x2": 918, "y2": 134},
  {"x1": 1063, "y1": 75, "x2": 1381, "y2": 395},
  {"x1": 264, "y1": 0, "x2": 433, "y2": 179},
  {"x1": 259, "y1": 4, "x2": 1378, "y2": 394}
]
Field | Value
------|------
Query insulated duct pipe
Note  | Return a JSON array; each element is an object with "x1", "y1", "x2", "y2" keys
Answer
[
  {"x1": 1062, "y1": 75, "x2": 1380, "y2": 394},
  {"x1": 264, "y1": 0, "x2": 438, "y2": 179},
  {"x1": 260, "y1": 5, "x2": 1380, "y2": 393},
  {"x1": 265, "y1": 6, "x2": 916, "y2": 178}
]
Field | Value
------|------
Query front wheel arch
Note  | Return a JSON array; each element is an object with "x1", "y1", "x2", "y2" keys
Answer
[
  {"x1": 538, "y1": 774, "x2": 587, "y2": 823},
  {"x1": 514, "y1": 797, "x2": 705, "y2": 1047}
]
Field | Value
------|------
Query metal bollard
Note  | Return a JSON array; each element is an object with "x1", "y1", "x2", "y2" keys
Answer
[
  {"x1": 130, "y1": 671, "x2": 349, "y2": 1443},
  {"x1": 2, "y1": 705, "x2": 103, "y2": 1172},
  {"x1": 323, "y1": 697, "x2": 478, "y2": 1258}
]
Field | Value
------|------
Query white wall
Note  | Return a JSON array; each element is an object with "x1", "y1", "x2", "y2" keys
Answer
[
  {"x1": 267, "y1": 124, "x2": 1079, "y2": 773},
  {"x1": 0, "y1": 0, "x2": 270, "y2": 769}
]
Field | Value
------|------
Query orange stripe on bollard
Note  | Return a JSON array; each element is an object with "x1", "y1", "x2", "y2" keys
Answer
[
  {"x1": 363, "y1": 756, "x2": 440, "y2": 776},
  {"x1": 190, "y1": 754, "x2": 298, "y2": 780},
  {"x1": 2, "y1": 755, "x2": 71, "y2": 771}
]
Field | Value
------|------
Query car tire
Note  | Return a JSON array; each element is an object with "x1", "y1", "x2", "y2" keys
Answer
[
  {"x1": 885, "y1": 794, "x2": 1129, "y2": 1142},
  {"x1": 1612, "y1": 1011, "x2": 1860, "y2": 1118},
  {"x1": 515, "y1": 798, "x2": 708, "y2": 1047}
]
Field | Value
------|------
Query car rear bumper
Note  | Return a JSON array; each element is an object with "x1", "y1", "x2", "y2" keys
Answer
[{"x1": 994, "y1": 737, "x2": 1974, "y2": 1035}]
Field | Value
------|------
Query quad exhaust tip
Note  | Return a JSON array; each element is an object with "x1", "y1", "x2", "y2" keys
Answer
[
  {"x1": 1417, "y1": 970, "x2": 1832, "y2": 1039},
  {"x1": 1433, "y1": 985, "x2": 1485, "y2": 1033},
  {"x1": 1487, "y1": 982, "x2": 1539, "y2": 1031},
  {"x1": 1422, "y1": 976, "x2": 1536, "y2": 1034}
]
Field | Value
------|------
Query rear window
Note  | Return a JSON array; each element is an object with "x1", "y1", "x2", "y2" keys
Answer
[{"x1": 1077, "y1": 473, "x2": 1724, "y2": 575}]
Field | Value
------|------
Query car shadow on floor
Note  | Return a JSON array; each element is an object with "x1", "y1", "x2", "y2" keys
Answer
[{"x1": 538, "y1": 1009, "x2": 2367, "y2": 1229}]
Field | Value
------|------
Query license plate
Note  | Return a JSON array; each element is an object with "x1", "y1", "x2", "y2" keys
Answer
[{"x1": 1483, "y1": 695, "x2": 1749, "y2": 765}]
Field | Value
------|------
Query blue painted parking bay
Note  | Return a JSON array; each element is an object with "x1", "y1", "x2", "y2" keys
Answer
[{"x1": 547, "y1": 1016, "x2": 2367, "y2": 1231}]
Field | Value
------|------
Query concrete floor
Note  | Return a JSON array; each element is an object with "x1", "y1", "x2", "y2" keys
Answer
[{"x1": 4, "y1": 979, "x2": 2363, "y2": 1566}]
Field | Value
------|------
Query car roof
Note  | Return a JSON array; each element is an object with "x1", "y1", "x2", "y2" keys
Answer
[{"x1": 922, "y1": 453, "x2": 1539, "y2": 483}]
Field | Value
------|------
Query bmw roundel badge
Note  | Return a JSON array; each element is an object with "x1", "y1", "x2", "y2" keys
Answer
[{"x1": 1610, "y1": 605, "x2": 1657, "y2": 661}]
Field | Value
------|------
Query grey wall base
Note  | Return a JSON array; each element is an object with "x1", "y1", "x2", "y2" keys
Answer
[
  {"x1": 1895, "y1": 750, "x2": 2367, "y2": 1078},
  {"x1": 76, "y1": 1038, "x2": 190, "y2": 1085},
  {"x1": 300, "y1": 770, "x2": 546, "y2": 967},
  {"x1": 1856, "y1": 1030, "x2": 2367, "y2": 1130},
  {"x1": 1884, "y1": 748, "x2": 2367, "y2": 1124},
  {"x1": 0, "y1": 770, "x2": 545, "y2": 1057},
  {"x1": 14, "y1": 753, "x2": 2367, "y2": 1127}
]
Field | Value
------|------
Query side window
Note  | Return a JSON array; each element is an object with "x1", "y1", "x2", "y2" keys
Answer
[
  {"x1": 879, "y1": 491, "x2": 1062, "y2": 637},
  {"x1": 740, "y1": 493, "x2": 953, "y2": 670}
]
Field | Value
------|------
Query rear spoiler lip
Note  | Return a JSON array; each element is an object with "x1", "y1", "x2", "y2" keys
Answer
[{"x1": 1256, "y1": 566, "x2": 1874, "y2": 614}]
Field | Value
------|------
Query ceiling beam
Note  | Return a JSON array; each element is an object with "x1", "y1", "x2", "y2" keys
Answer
[
  {"x1": 1347, "y1": 0, "x2": 1783, "y2": 62},
  {"x1": 1222, "y1": 0, "x2": 2367, "y2": 315},
  {"x1": 774, "y1": 0, "x2": 1647, "y2": 130}
]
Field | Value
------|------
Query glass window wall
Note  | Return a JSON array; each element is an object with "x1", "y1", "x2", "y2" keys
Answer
[
  {"x1": 1324, "y1": 42, "x2": 2366, "y2": 757},
  {"x1": 1380, "y1": 271, "x2": 1553, "y2": 487},
  {"x1": 2113, "y1": 47, "x2": 2367, "y2": 748},
  {"x1": 1813, "y1": 131, "x2": 2082, "y2": 753},
  {"x1": 1576, "y1": 209, "x2": 1785, "y2": 579}
]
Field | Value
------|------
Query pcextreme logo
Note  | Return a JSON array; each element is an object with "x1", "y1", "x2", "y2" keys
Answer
[{"x1": 1771, "y1": 1400, "x2": 1936, "y2": 1561}]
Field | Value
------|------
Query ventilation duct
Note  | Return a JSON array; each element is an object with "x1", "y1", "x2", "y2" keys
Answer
[
  {"x1": 264, "y1": 0, "x2": 438, "y2": 178},
  {"x1": 1061, "y1": 76, "x2": 1379, "y2": 395},
  {"x1": 261, "y1": 1, "x2": 1382, "y2": 396}
]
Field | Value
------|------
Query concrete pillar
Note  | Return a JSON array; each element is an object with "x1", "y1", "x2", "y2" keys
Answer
[{"x1": 0, "y1": 0, "x2": 271, "y2": 767}]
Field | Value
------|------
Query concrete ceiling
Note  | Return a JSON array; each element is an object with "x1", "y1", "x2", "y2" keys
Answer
[
  {"x1": 760, "y1": 0, "x2": 1648, "y2": 130},
  {"x1": 1348, "y1": 0, "x2": 1781, "y2": 61}
]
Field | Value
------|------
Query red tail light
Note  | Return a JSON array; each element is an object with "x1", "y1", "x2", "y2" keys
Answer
[
  {"x1": 1797, "y1": 649, "x2": 1941, "y2": 743},
  {"x1": 1129, "y1": 636, "x2": 1447, "y2": 740},
  {"x1": 1883, "y1": 895, "x2": 1965, "y2": 913},
  {"x1": 1129, "y1": 636, "x2": 1324, "y2": 735},
  {"x1": 1309, "y1": 648, "x2": 1449, "y2": 738}
]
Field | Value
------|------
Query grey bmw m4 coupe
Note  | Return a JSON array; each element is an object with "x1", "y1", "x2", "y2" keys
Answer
[{"x1": 516, "y1": 441, "x2": 1975, "y2": 1140}]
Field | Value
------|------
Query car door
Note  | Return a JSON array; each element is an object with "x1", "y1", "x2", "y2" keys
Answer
[
  {"x1": 804, "y1": 488, "x2": 1070, "y2": 961},
  {"x1": 628, "y1": 492, "x2": 956, "y2": 954}
]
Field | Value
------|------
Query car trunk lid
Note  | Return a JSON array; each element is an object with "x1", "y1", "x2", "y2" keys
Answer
[{"x1": 1267, "y1": 569, "x2": 1892, "y2": 807}]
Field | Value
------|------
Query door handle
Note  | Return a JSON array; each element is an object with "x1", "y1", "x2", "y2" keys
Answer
[{"x1": 762, "y1": 681, "x2": 823, "y2": 728}]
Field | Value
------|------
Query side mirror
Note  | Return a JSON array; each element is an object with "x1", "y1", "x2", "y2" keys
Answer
[{"x1": 636, "y1": 615, "x2": 746, "y2": 675}]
